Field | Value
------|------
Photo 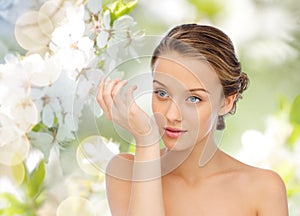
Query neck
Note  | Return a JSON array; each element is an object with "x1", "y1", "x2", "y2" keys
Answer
[{"x1": 162, "y1": 132, "x2": 224, "y2": 183}]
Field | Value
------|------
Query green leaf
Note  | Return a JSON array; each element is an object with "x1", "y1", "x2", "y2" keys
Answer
[
  {"x1": 288, "y1": 95, "x2": 300, "y2": 147},
  {"x1": 276, "y1": 95, "x2": 291, "y2": 113},
  {"x1": 31, "y1": 121, "x2": 48, "y2": 132},
  {"x1": 290, "y1": 95, "x2": 300, "y2": 125},
  {"x1": 34, "y1": 189, "x2": 47, "y2": 207},
  {"x1": 108, "y1": 0, "x2": 138, "y2": 24},
  {"x1": 0, "y1": 207, "x2": 26, "y2": 216},
  {"x1": 27, "y1": 160, "x2": 45, "y2": 199},
  {"x1": 27, "y1": 132, "x2": 54, "y2": 162},
  {"x1": 11, "y1": 162, "x2": 26, "y2": 185},
  {"x1": 0, "y1": 193, "x2": 22, "y2": 206},
  {"x1": 0, "y1": 193, "x2": 28, "y2": 215}
]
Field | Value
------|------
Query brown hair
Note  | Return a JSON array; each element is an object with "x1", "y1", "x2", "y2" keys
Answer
[{"x1": 151, "y1": 24, "x2": 249, "y2": 130}]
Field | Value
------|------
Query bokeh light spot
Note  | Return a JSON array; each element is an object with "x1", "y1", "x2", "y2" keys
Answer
[
  {"x1": 76, "y1": 135, "x2": 119, "y2": 176},
  {"x1": 56, "y1": 196, "x2": 95, "y2": 216},
  {"x1": 0, "y1": 135, "x2": 30, "y2": 166}
]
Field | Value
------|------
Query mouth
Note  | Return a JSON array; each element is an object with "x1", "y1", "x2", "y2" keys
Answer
[{"x1": 164, "y1": 127, "x2": 187, "y2": 138}]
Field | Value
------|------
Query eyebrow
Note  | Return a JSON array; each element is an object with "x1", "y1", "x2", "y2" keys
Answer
[
  {"x1": 153, "y1": 80, "x2": 167, "y2": 87},
  {"x1": 153, "y1": 80, "x2": 210, "y2": 94},
  {"x1": 189, "y1": 88, "x2": 210, "y2": 94}
]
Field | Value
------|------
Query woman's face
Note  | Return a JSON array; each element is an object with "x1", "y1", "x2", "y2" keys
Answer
[{"x1": 152, "y1": 52, "x2": 226, "y2": 151}]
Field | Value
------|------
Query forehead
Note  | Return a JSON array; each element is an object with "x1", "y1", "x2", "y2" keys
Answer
[{"x1": 153, "y1": 53, "x2": 222, "y2": 93}]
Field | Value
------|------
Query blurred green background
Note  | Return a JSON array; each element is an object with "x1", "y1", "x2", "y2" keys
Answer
[
  {"x1": 0, "y1": 0, "x2": 299, "y2": 214},
  {"x1": 96, "y1": 0, "x2": 300, "y2": 153},
  {"x1": 2, "y1": 0, "x2": 299, "y2": 153}
]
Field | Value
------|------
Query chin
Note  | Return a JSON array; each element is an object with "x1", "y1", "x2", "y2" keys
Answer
[{"x1": 162, "y1": 137, "x2": 194, "y2": 152}]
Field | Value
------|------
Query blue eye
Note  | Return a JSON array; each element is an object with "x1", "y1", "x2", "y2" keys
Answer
[
  {"x1": 154, "y1": 90, "x2": 168, "y2": 98},
  {"x1": 187, "y1": 96, "x2": 201, "y2": 103}
]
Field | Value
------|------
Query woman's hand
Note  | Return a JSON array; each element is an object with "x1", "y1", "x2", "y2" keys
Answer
[{"x1": 97, "y1": 78, "x2": 160, "y2": 146}]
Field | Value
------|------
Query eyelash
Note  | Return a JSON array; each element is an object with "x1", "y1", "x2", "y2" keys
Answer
[
  {"x1": 186, "y1": 96, "x2": 202, "y2": 103},
  {"x1": 153, "y1": 89, "x2": 169, "y2": 99},
  {"x1": 153, "y1": 90, "x2": 202, "y2": 103}
]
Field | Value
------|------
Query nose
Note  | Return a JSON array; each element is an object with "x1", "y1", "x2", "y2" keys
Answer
[{"x1": 166, "y1": 100, "x2": 182, "y2": 123}]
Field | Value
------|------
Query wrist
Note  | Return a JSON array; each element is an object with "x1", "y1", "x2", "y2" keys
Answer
[
  {"x1": 134, "y1": 131, "x2": 161, "y2": 147},
  {"x1": 133, "y1": 142, "x2": 162, "y2": 181}
]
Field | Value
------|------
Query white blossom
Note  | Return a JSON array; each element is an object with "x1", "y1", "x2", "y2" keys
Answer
[
  {"x1": 237, "y1": 114, "x2": 296, "y2": 170},
  {"x1": 30, "y1": 73, "x2": 77, "y2": 135},
  {"x1": 9, "y1": 95, "x2": 39, "y2": 133},
  {"x1": 96, "y1": 11, "x2": 143, "y2": 62},
  {"x1": 0, "y1": 0, "x2": 141, "y2": 214},
  {"x1": 86, "y1": 0, "x2": 102, "y2": 14},
  {"x1": 0, "y1": 123, "x2": 30, "y2": 166},
  {"x1": 50, "y1": 5, "x2": 95, "y2": 79},
  {"x1": 96, "y1": 10, "x2": 110, "y2": 49},
  {"x1": 0, "y1": 114, "x2": 22, "y2": 147},
  {"x1": 0, "y1": 55, "x2": 31, "y2": 102},
  {"x1": 96, "y1": 11, "x2": 137, "y2": 48},
  {"x1": 21, "y1": 53, "x2": 62, "y2": 87},
  {"x1": 74, "y1": 68, "x2": 104, "y2": 118}
]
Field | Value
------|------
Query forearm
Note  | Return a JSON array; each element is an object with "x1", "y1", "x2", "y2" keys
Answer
[
  {"x1": 97, "y1": 78, "x2": 165, "y2": 215},
  {"x1": 128, "y1": 142, "x2": 165, "y2": 216}
]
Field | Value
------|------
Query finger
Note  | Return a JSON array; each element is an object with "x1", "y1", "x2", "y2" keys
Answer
[
  {"x1": 96, "y1": 77, "x2": 110, "y2": 115},
  {"x1": 106, "y1": 78, "x2": 121, "y2": 96},
  {"x1": 110, "y1": 80, "x2": 130, "y2": 122},
  {"x1": 96, "y1": 77, "x2": 105, "y2": 98},
  {"x1": 112, "y1": 79, "x2": 128, "y2": 102},
  {"x1": 102, "y1": 78, "x2": 121, "y2": 109}
]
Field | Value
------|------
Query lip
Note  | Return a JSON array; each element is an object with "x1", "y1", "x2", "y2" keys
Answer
[{"x1": 164, "y1": 127, "x2": 187, "y2": 139}]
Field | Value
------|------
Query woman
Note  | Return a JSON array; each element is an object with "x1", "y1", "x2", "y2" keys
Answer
[{"x1": 97, "y1": 24, "x2": 288, "y2": 216}]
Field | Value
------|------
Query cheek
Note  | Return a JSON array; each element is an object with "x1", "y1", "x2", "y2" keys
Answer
[
  {"x1": 151, "y1": 96, "x2": 161, "y2": 115},
  {"x1": 152, "y1": 97, "x2": 166, "y2": 124},
  {"x1": 197, "y1": 105, "x2": 219, "y2": 132},
  {"x1": 187, "y1": 104, "x2": 217, "y2": 132}
]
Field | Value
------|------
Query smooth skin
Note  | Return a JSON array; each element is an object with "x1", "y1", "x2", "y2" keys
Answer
[{"x1": 97, "y1": 52, "x2": 289, "y2": 216}]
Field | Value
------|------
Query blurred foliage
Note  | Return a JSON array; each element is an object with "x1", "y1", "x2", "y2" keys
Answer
[
  {"x1": 0, "y1": 160, "x2": 45, "y2": 216},
  {"x1": 278, "y1": 94, "x2": 300, "y2": 198},
  {"x1": 187, "y1": 0, "x2": 224, "y2": 20},
  {"x1": 289, "y1": 95, "x2": 300, "y2": 148},
  {"x1": 0, "y1": 0, "x2": 300, "y2": 214},
  {"x1": 104, "y1": 0, "x2": 138, "y2": 25}
]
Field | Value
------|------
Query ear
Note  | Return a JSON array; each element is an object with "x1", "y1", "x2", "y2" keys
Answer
[{"x1": 218, "y1": 94, "x2": 237, "y2": 116}]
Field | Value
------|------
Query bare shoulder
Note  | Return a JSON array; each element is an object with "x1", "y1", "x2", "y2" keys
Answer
[
  {"x1": 235, "y1": 160, "x2": 286, "y2": 194},
  {"x1": 105, "y1": 153, "x2": 134, "y2": 216},
  {"x1": 249, "y1": 166, "x2": 288, "y2": 215},
  {"x1": 224, "y1": 153, "x2": 285, "y2": 187},
  {"x1": 227, "y1": 156, "x2": 288, "y2": 215},
  {"x1": 247, "y1": 165, "x2": 286, "y2": 189}
]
